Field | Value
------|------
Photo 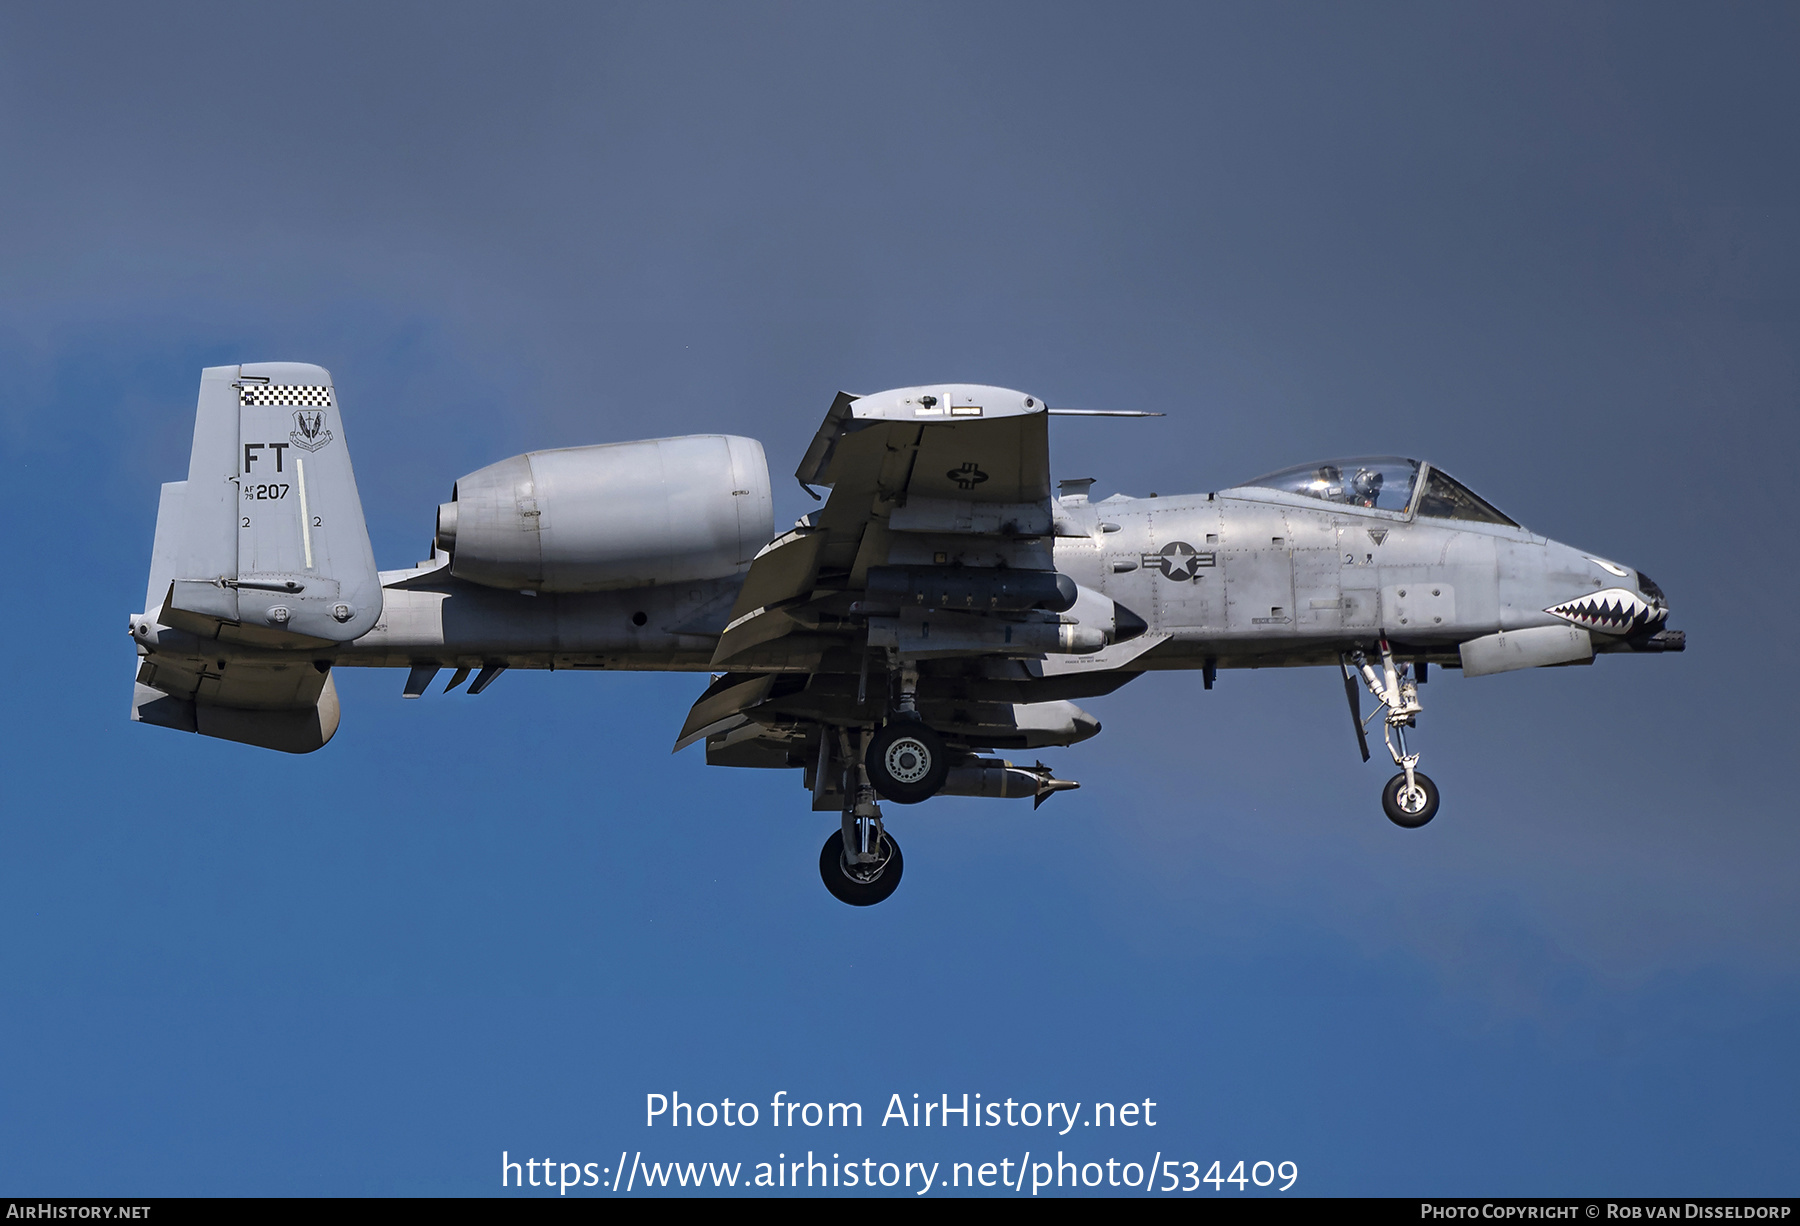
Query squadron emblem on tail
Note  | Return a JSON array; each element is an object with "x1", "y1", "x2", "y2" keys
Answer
[{"x1": 290, "y1": 409, "x2": 334, "y2": 453}]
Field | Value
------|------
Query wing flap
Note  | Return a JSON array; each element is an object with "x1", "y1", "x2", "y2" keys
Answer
[
  {"x1": 727, "y1": 528, "x2": 825, "y2": 621},
  {"x1": 711, "y1": 604, "x2": 804, "y2": 668},
  {"x1": 673, "y1": 672, "x2": 777, "y2": 751}
]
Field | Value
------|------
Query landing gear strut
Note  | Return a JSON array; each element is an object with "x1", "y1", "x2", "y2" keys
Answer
[
  {"x1": 821, "y1": 727, "x2": 905, "y2": 906},
  {"x1": 1344, "y1": 638, "x2": 1441, "y2": 828},
  {"x1": 864, "y1": 657, "x2": 949, "y2": 804}
]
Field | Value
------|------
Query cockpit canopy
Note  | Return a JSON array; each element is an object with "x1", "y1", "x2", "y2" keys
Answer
[{"x1": 1238, "y1": 456, "x2": 1517, "y2": 526}]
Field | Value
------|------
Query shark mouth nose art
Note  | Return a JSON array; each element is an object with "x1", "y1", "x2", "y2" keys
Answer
[{"x1": 1545, "y1": 587, "x2": 1668, "y2": 635}]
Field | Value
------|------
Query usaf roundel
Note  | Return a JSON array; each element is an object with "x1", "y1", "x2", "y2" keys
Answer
[{"x1": 1144, "y1": 541, "x2": 1215, "y2": 581}]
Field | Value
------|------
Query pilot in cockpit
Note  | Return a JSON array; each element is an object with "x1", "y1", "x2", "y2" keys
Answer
[{"x1": 1350, "y1": 466, "x2": 1384, "y2": 508}]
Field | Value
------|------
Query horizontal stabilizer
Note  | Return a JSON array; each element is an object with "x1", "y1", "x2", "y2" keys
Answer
[{"x1": 131, "y1": 673, "x2": 341, "y2": 754}]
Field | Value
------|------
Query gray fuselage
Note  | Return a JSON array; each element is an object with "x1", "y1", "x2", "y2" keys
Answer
[{"x1": 336, "y1": 484, "x2": 1656, "y2": 676}]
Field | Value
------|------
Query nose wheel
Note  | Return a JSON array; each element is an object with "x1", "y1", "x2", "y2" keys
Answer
[
  {"x1": 1382, "y1": 771, "x2": 1439, "y2": 828},
  {"x1": 1344, "y1": 638, "x2": 1441, "y2": 828}
]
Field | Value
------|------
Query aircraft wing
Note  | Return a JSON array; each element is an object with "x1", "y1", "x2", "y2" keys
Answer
[{"x1": 710, "y1": 383, "x2": 1055, "y2": 670}]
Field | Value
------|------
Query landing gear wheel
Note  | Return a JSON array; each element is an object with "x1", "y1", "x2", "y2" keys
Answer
[
  {"x1": 1382, "y1": 771, "x2": 1440, "y2": 828},
  {"x1": 819, "y1": 830, "x2": 904, "y2": 906},
  {"x1": 865, "y1": 722, "x2": 949, "y2": 804}
]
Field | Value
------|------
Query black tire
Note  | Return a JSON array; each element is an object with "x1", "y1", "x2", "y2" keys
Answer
[
  {"x1": 865, "y1": 721, "x2": 949, "y2": 804},
  {"x1": 1382, "y1": 771, "x2": 1440, "y2": 828},
  {"x1": 819, "y1": 830, "x2": 904, "y2": 906}
]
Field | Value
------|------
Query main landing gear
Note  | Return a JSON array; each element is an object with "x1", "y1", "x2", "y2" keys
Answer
[
  {"x1": 863, "y1": 658, "x2": 948, "y2": 804},
  {"x1": 1342, "y1": 638, "x2": 1441, "y2": 828},
  {"x1": 819, "y1": 828, "x2": 903, "y2": 906},
  {"x1": 865, "y1": 720, "x2": 948, "y2": 804},
  {"x1": 819, "y1": 658, "x2": 952, "y2": 905},
  {"x1": 820, "y1": 716, "x2": 942, "y2": 904}
]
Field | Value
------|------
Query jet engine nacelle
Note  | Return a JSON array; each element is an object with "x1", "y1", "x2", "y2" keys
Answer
[{"x1": 435, "y1": 435, "x2": 773, "y2": 592}]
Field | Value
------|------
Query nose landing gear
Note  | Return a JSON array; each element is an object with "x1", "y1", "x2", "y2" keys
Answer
[{"x1": 1343, "y1": 638, "x2": 1440, "y2": 828}]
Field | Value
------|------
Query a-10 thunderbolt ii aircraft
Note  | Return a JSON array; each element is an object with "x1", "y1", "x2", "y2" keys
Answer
[{"x1": 130, "y1": 363, "x2": 1684, "y2": 905}]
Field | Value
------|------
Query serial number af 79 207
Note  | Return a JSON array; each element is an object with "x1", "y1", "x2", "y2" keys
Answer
[{"x1": 242, "y1": 483, "x2": 290, "y2": 501}]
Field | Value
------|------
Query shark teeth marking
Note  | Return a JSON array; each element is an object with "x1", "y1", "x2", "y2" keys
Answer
[{"x1": 1545, "y1": 587, "x2": 1668, "y2": 635}]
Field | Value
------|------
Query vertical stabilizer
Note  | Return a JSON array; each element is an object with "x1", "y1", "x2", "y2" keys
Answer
[
  {"x1": 131, "y1": 362, "x2": 381, "y2": 753},
  {"x1": 157, "y1": 362, "x2": 381, "y2": 645}
]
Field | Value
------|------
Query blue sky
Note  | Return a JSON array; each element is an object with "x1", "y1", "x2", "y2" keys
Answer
[{"x1": 1, "y1": 2, "x2": 1795, "y2": 1196}]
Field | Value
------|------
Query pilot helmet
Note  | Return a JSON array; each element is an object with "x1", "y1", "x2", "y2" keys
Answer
[{"x1": 1351, "y1": 467, "x2": 1384, "y2": 502}]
